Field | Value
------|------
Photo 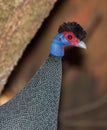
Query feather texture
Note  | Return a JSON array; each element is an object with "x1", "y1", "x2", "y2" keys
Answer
[{"x1": 0, "y1": 55, "x2": 62, "y2": 130}]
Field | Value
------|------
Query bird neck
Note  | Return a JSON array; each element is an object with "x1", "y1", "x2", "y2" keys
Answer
[{"x1": 50, "y1": 41, "x2": 64, "y2": 57}]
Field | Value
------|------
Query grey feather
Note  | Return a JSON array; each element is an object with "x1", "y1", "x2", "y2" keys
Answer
[{"x1": 0, "y1": 55, "x2": 62, "y2": 130}]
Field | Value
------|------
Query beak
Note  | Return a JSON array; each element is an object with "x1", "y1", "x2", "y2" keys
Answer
[{"x1": 78, "y1": 41, "x2": 87, "y2": 49}]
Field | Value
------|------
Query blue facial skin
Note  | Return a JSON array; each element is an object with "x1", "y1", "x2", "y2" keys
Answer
[{"x1": 50, "y1": 33, "x2": 70, "y2": 57}]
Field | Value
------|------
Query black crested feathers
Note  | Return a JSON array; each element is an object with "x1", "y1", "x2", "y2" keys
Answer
[{"x1": 58, "y1": 22, "x2": 87, "y2": 41}]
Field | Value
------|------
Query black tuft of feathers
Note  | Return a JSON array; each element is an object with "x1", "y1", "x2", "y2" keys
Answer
[{"x1": 58, "y1": 22, "x2": 87, "y2": 41}]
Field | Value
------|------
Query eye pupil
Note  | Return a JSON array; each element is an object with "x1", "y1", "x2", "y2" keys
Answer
[{"x1": 68, "y1": 35, "x2": 72, "y2": 39}]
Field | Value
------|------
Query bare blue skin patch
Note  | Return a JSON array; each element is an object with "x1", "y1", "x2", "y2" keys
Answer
[{"x1": 50, "y1": 33, "x2": 70, "y2": 57}]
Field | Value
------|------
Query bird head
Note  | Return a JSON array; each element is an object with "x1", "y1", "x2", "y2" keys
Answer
[{"x1": 50, "y1": 22, "x2": 87, "y2": 57}]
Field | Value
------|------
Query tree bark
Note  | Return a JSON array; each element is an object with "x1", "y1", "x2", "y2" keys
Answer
[{"x1": 0, "y1": 0, "x2": 57, "y2": 93}]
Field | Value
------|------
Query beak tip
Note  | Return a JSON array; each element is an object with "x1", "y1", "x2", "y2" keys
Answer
[{"x1": 78, "y1": 41, "x2": 87, "y2": 49}]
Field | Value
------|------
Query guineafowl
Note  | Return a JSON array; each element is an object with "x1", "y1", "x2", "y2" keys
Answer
[{"x1": 0, "y1": 22, "x2": 86, "y2": 130}]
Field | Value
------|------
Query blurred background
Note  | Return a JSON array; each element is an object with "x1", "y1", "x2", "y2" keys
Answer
[{"x1": 1, "y1": 0, "x2": 107, "y2": 129}]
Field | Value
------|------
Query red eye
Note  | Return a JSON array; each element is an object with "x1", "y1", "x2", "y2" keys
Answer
[{"x1": 67, "y1": 35, "x2": 72, "y2": 39}]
